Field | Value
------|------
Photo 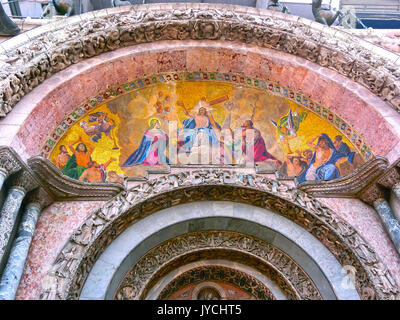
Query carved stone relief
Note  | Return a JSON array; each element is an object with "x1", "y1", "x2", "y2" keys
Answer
[
  {"x1": 115, "y1": 231, "x2": 321, "y2": 300},
  {"x1": 0, "y1": 147, "x2": 22, "y2": 177},
  {"x1": 38, "y1": 169, "x2": 400, "y2": 300},
  {"x1": 158, "y1": 265, "x2": 276, "y2": 300}
]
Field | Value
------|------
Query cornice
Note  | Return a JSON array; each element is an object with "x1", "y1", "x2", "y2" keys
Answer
[
  {"x1": 27, "y1": 156, "x2": 124, "y2": 201},
  {"x1": 0, "y1": 146, "x2": 54, "y2": 207},
  {"x1": 359, "y1": 159, "x2": 400, "y2": 205},
  {"x1": 298, "y1": 156, "x2": 389, "y2": 198}
]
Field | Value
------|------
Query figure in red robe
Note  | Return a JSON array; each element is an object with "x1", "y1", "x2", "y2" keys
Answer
[{"x1": 240, "y1": 120, "x2": 281, "y2": 165}]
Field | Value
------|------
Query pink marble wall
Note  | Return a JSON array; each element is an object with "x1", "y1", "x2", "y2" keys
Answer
[
  {"x1": 318, "y1": 197, "x2": 400, "y2": 287},
  {"x1": 1, "y1": 41, "x2": 398, "y2": 163},
  {"x1": 15, "y1": 200, "x2": 104, "y2": 300}
]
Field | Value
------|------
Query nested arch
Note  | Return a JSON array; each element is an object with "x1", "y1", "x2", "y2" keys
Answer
[{"x1": 39, "y1": 170, "x2": 400, "y2": 300}]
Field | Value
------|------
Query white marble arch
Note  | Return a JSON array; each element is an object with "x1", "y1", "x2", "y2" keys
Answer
[{"x1": 80, "y1": 201, "x2": 360, "y2": 300}]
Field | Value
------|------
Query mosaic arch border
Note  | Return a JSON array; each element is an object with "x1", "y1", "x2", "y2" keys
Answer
[
  {"x1": 1, "y1": 3, "x2": 400, "y2": 121},
  {"x1": 39, "y1": 170, "x2": 400, "y2": 300},
  {"x1": 39, "y1": 71, "x2": 375, "y2": 161}
]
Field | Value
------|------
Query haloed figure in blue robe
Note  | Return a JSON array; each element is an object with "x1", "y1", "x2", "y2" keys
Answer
[
  {"x1": 298, "y1": 133, "x2": 355, "y2": 183},
  {"x1": 122, "y1": 118, "x2": 169, "y2": 167},
  {"x1": 177, "y1": 100, "x2": 221, "y2": 153}
]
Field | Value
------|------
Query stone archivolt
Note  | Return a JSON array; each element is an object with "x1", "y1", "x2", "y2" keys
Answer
[
  {"x1": 116, "y1": 231, "x2": 321, "y2": 300},
  {"x1": 39, "y1": 169, "x2": 400, "y2": 300},
  {"x1": 1, "y1": 4, "x2": 400, "y2": 119},
  {"x1": 157, "y1": 265, "x2": 277, "y2": 300}
]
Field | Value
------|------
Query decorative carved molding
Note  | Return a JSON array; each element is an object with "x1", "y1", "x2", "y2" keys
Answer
[
  {"x1": 359, "y1": 160, "x2": 400, "y2": 205},
  {"x1": 0, "y1": 146, "x2": 22, "y2": 177},
  {"x1": 298, "y1": 156, "x2": 389, "y2": 198},
  {"x1": 1, "y1": 4, "x2": 400, "y2": 119},
  {"x1": 38, "y1": 169, "x2": 400, "y2": 300},
  {"x1": 158, "y1": 265, "x2": 277, "y2": 300},
  {"x1": 115, "y1": 231, "x2": 321, "y2": 300},
  {"x1": 10, "y1": 170, "x2": 39, "y2": 194},
  {"x1": 360, "y1": 184, "x2": 386, "y2": 206},
  {"x1": 27, "y1": 156, "x2": 124, "y2": 201},
  {"x1": 27, "y1": 187, "x2": 54, "y2": 210}
]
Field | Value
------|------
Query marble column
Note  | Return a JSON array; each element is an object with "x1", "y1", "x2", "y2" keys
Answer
[
  {"x1": 0, "y1": 188, "x2": 26, "y2": 268},
  {"x1": 0, "y1": 170, "x2": 6, "y2": 193},
  {"x1": 0, "y1": 171, "x2": 37, "y2": 271},
  {"x1": 0, "y1": 203, "x2": 41, "y2": 300},
  {"x1": 373, "y1": 198, "x2": 400, "y2": 254},
  {"x1": 0, "y1": 147, "x2": 22, "y2": 194}
]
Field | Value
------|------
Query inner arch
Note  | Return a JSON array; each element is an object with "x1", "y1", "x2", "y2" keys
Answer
[{"x1": 79, "y1": 201, "x2": 360, "y2": 300}]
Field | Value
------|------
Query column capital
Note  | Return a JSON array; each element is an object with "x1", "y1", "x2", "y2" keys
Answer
[
  {"x1": 377, "y1": 166, "x2": 400, "y2": 190},
  {"x1": 360, "y1": 184, "x2": 387, "y2": 206},
  {"x1": 359, "y1": 160, "x2": 400, "y2": 206},
  {"x1": 0, "y1": 147, "x2": 22, "y2": 178},
  {"x1": 9, "y1": 170, "x2": 39, "y2": 194},
  {"x1": 27, "y1": 188, "x2": 54, "y2": 210}
]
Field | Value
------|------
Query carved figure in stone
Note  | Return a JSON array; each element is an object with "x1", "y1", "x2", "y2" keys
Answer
[
  {"x1": 98, "y1": 197, "x2": 125, "y2": 221},
  {"x1": 40, "y1": 271, "x2": 61, "y2": 300},
  {"x1": 348, "y1": 235, "x2": 377, "y2": 263},
  {"x1": 334, "y1": 219, "x2": 356, "y2": 237},
  {"x1": 361, "y1": 287, "x2": 376, "y2": 300},
  {"x1": 267, "y1": 0, "x2": 290, "y2": 14},
  {"x1": 312, "y1": 0, "x2": 342, "y2": 26},
  {"x1": 53, "y1": 246, "x2": 79, "y2": 278},
  {"x1": 117, "y1": 285, "x2": 137, "y2": 300},
  {"x1": 71, "y1": 217, "x2": 104, "y2": 245},
  {"x1": 0, "y1": 3, "x2": 20, "y2": 36},
  {"x1": 370, "y1": 262, "x2": 398, "y2": 295}
]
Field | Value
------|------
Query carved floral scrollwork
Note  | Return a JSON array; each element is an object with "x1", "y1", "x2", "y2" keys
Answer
[{"x1": 39, "y1": 169, "x2": 400, "y2": 300}]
